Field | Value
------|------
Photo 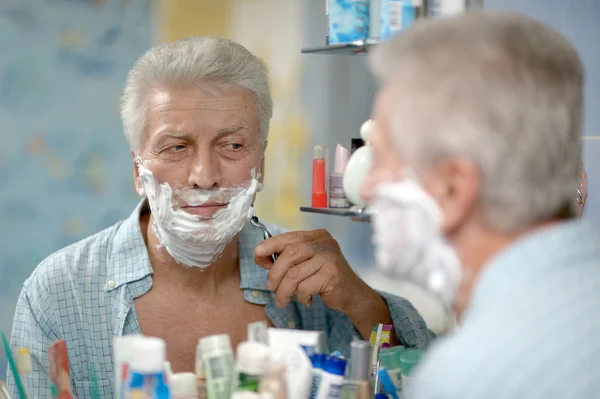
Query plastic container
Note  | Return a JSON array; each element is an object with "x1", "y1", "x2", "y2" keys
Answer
[
  {"x1": 399, "y1": 349, "x2": 424, "y2": 394},
  {"x1": 195, "y1": 343, "x2": 208, "y2": 399},
  {"x1": 315, "y1": 356, "x2": 347, "y2": 399},
  {"x1": 234, "y1": 341, "x2": 270, "y2": 392},
  {"x1": 340, "y1": 340, "x2": 371, "y2": 399},
  {"x1": 200, "y1": 334, "x2": 235, "y2": 399},
  {"x1": 171, "y1": 372, "x2": 198, "y2": 399},
  {"x1": 379, "y1": 346, "x2": 405, "y2": 395},
  {"x1": 327, "y1": 0, "x2": 369, "y2": 44},
  {"x1": 258, "y1": 363, "x2": 287, "y2": 399},
  {"x1": 124, "y1": 337, "x2": 170, "y2": 399},
  {"x1": 308, "y1": 354, "x2": 325, "y2": 399}
]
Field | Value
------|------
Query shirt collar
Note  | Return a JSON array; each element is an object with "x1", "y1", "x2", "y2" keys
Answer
[
  {"x1": 106, "y1": 199, "x2": 153, "y2": 292},
  {"x1": 105, "y1": 200, "x2": 272, "y2": 293}
]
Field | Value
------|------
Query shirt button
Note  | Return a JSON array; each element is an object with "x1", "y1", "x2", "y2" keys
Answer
[
  {"x1": 252, "y1": 290, "x2": 259, "y2": 297},
  {"x1": 287, "y1": 321, "x2": 296, "y2": 329},
  {"x1": 107, "y1": 280, "x2": 116, "y2": 288}
]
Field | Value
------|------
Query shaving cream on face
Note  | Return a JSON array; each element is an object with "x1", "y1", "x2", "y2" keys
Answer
[{"x1": 137, "y1": 160, "x2": 259, "y2": 268}]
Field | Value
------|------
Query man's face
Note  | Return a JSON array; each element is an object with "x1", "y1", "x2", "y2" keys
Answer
[{"x1": 133, "y1": 85, "x2": 264, "y2": 217}]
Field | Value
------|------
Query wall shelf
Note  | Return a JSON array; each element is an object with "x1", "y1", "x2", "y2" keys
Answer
[
  {"x1": 299, "y1": 206, "x2": 371, "y2": 221},
  {"x1": 301, "y1": 39, "x2": 379, "y2": 55}
]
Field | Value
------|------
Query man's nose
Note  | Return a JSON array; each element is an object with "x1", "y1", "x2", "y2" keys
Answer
[{"x1": 187, "y1": 149, "x2": 220, "y2": 189}]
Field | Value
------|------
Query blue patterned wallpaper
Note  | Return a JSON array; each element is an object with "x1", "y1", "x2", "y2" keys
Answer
[{"x1": 0, "y1": 0, "x2": 154, "y2": 379}]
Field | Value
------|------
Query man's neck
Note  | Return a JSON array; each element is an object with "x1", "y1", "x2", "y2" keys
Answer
[{"x1": 140, "y1": 212, "x2": 241, "y2": 295}]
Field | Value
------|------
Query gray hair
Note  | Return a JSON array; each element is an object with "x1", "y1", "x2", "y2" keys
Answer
[
  {"x1": 369, "y1": 11, "x2": 584, "y2": 232},
  {"x1": 120, "y1": 36, "x2": 273, "y2": 153}
]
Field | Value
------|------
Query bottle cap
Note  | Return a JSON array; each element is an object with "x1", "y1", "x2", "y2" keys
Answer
[
  {"x1": 236, "y1": 341, "x2": 270, "y2": 375},
  {"x1": 349, "y1": 340, "x2": 370, "y2": 380},
  {"x1": 130, "y1": 337, "x2": 166, "y2": 373},
  {"x1": 379, "y1": 346, "x2": 405, "y2": 372},
  {"x1": 170, "y1": 372, "x2": 197, "y2": 398},
  {"x1": 199, "y1": 334, "x2": 233, "y2": 358},
  {"x1": 323, "y1": 355, "x2": 346, "y2": 376},
  {"x1": 399, "y1": 349, "x2": 424, "y2": 376},
  {"x1": 334, "y1": 144, "x2": 350, "y2": 174},
  {"x1": 360, "y1": 119, "x2": 375, "y2": 142}
]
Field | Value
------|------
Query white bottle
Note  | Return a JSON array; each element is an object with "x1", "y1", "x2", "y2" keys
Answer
[
  {"x1": 234, "y1": 341, "x2": 270, "y2": 392},
  {"x1": 200, "y1": 334, "x2": 235, "y2": 399},
  {"x1": 171, "y1": 372, "x2": 198, "y2": 399},
  {"x1": 315, "y1": 356, "x2": 347, "y2": 399}
]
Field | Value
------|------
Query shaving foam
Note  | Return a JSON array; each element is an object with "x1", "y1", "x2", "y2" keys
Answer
[{"x1": 137, "y1": 161, "x2": 259, "y2": 268}]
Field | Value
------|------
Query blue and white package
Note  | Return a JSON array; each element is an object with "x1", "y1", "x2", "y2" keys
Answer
[{"x1": 328, "y1": 0, "x2": 370, "y2": 44}]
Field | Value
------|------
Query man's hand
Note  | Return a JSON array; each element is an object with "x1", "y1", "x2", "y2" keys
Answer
[{"x1": 254, "y1": 229, "x2": 394, "y2": 339}]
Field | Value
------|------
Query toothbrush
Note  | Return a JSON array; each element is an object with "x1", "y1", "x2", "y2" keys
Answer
[{"x1": 0, "y1": 332, "x2": 27, "y2": 399}]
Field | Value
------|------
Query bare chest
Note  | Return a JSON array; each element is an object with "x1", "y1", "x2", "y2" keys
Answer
[{"x1": 134, "y1": 287, "x2": 274, "y2": 373}]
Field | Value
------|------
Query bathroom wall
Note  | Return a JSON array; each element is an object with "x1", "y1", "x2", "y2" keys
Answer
[{"x1": 0, "y1": 0, "x2": 155, "y2": 379}]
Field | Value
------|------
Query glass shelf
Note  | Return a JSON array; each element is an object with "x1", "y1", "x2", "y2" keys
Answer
[
  {"x1": 301, "y1": 39, "x2": 379, "y2": 55},
  {"x1": 299, "y1": 206, "x2": 371, "y2": 222}
]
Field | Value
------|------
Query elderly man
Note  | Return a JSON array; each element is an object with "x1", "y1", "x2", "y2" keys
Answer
[
  {"x1": 362, "y1": 11, "x2": 600, "y2": 399},
  {"x1": 8, "y1": 37, "x2": 431, "y2": 398}
]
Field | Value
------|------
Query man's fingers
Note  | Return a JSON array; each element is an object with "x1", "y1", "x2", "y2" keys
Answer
[
  {"x1": 295, "y1": 274, "x2": 328, "y2": 306},
  {"x1": 254, "y1": 255, "x2": 274, "y2": 270},
  {"x1": 254, "y1": 229, "x2": 331, "y2": 258},
  {"x1": 274, "y1": 258, "x2": 323, "y2": 307},
  {"x1": 266, "y1": 242, "x2": 315, "y2": 290}
]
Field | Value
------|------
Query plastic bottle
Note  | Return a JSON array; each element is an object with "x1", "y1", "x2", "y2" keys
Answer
[
  {"x1": 234, "y1": 341, "x2": 270, "y2": 392},
  {"x1": 200, "y1": 334, "x2": 235, "y2": 399},
  {"x1": 258, "y1": 363, "x2": 287, "y2": 399},
  {"x1": 340, "y1": 340, "x2": 371, "y2": 399},
  {"x1": 123, "y1": 336, "x2": 170, "y2": 399},
  {"x1": 171, "y1": 372, "x2": 198, "y2": 399},
  {"x1": 195, "y1": 343, "x2": 208, "y2": 399},
  {"x1": 399, "y1": 350, "x2": 424, "y2": 396},
  {"x1": 308, "y1": 353, "x2": 325, "y2": 399},
  {"x1": 378, "y1": 346, "x2": 405, "y2": 397},
  {"x1": 315, "y1": 356, "x2": 347, "y2": 399}
]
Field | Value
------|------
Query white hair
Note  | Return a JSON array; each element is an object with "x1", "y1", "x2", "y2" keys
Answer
[
  {"x1": 369, "y1": 11, "x2": 584, "y2": 232},
  {"x1": 120, "y1": 36, "x2": 273, "y2": 153}
]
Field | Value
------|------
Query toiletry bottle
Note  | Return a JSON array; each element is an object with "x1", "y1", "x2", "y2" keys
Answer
[
  {"x1": 234, "y1": 341, "x2": 270, "y2": 392},
  {"x1": 258, "y1": 363, "x2": 287, "y2": 399},
  {"x1": 171, "y1": 372, "x2": 199, "y2": 399},
  {"x1": 308, "y1": 353, "x2": 325, "y2": 399},
  {"x1": 341, "y1": 340, "x2": 372, "y2": 399},
  {"x1": 115, "y1": 335, "x2": 145, "y2": 399},
  {"x1": 327, "y1": 0, "x2": 370, "y2": 45},
  {"x1": 200, "y1": 334, "x2": 235, "y2": 399},
  {"x1": 123, "y1": 337, "x2": 170, "y2": 399},
  {"x1": 195, "y1": 343, "x2": 208, "y2": 399},
  {"x1": 315, "y1": 356, "x2": 347, "y2": 399},
  {"x1": 329, "y1": 144, "x2": 350, "y2": 208},
  {"x1": 247, "y1": 321, "x2": 269, "y2": 345},
  {"x1": 312, "y1": 145, "x2": 328, "y2": 208},
  {"x1": 378, "y1": 346, "x2": 405, "y2": 396},
  {"x1": 399, "y1": 350, "x2": 424, "y2": 396}
]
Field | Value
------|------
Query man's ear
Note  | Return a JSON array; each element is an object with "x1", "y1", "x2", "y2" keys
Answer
[
  {"x1": 131, "y1": 150, "x2": 143, "y2": 196},
  {"x1": 426, "y1": 157, "x2": 480, "y2": 235},
  {"x1": 258, "y1": 156, "x2": 266, "y2": 188}
]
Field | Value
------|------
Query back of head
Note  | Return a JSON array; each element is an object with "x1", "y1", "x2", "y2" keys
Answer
[
  {"x1": 369, "y1": 11, "x2": 584, "y2": 232},
  {"x1": 121, "y1": 36, "x2": 273, "y2": 153}
]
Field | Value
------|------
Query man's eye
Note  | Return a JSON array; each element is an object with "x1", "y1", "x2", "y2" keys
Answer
[
  {"x1": 170, "y1": 144, "x2": 186, "y2": 151},
  {"x1": 227, "y1": 143, "x2": 243, "y2": 150}
]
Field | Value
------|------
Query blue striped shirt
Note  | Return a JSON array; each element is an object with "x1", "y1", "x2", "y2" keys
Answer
[
  {"x1": 8, "y1": 200, "x2": 432, "y2": 398},
  {"x1": 408, "y1": 220, "x2": 600, "y2": 399}
]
